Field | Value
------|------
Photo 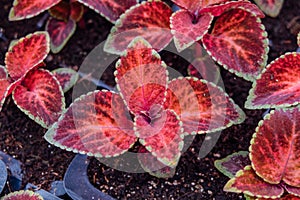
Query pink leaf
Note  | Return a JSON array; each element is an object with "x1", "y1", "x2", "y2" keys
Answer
[
  {"x1": 202, "y1": 8, "x2": 268, "y2": 81},
  {"x1": 2, "y1": 190, "x2": 43, "y2": 200},
  {"x1": 171, "y1": 0, "x2": 228, "y2": 14},
  {"x1": 77, "y1": 0, "x2": 137, "y2": 23},
  {"x1": 0, "y1": 65, "x2": 8, "y2": 79},
  {"x1": 44, "y1": 91, "x2": 137, "y2": 157},
  {"x1": 9, "y1": 0, "x2": 61, "y2": 21},
  {"x1": 250, "y1": 107, "x2": 300, "y2": 187},
  {"x1": 104, "y1": 1, "x2": 173, "y2": 55},
  {"x1": 164, "y1": 77, "x2": 245, "y2": 134},
  {"x1": 224, "y1": 166, "x2": 284, "y2": 198},
  {"x1": 199, "y1": 0, "x2": 265, "y2": 18},
  {"x1": 70, "y1": 1, "x2": 85, "y2": 22},
  {"x1": 283, "y1": 184, "x2": 300, "y2": 197},
  {"x1": 52, "y1": 68, "x2": 79, "y2": 93},
  {"x1": 136, "y1": 109, "x2": 183, "y2": 167},
  {"x1": 46, "y1": 18, "x2": 76, "y2": 53},
  {"x1": 281, "y1": 195, "x2": 300, "y2": 200},
  {"x1": 5, "y1": 32, "x2": 50, "y2": 81},
  {"x1": 115, "y1": 38, "x2": 167, "y2": 114},
  {"x1": 245, "y1": 53, "x2": 300, "y2": 109},
  {"x1": 48, "y1": 1, "x2": 71, "y2": 21},
  {"x1": 253, "y1": 0, "x2": 284, "y2": 17},
  {"x1": 0, "y1": 79, "x2": 12, "y2": 112},
  {"x1": 170, "y1": 10, "x2": 213, "y2": 52},
  {"x1": 12, "y1": 69, "x2": 65, "y2": 128}
]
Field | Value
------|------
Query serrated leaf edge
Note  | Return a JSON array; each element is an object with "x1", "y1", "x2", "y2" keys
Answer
[
  {"x1": 2, "y1": 190, "x2": 43, "y2": 200},
  {"x1": 51, "y1": 68, "x2": 79, "y2": 93}
]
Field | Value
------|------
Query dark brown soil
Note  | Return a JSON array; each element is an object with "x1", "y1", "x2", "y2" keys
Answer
[{"x1": 0, "y1": 0, "x2": 299, "y2": 199}]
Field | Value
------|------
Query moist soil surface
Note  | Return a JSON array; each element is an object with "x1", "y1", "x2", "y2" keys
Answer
[{"x1": 0, "y1": 0, "x2": 299, "y2": 199}]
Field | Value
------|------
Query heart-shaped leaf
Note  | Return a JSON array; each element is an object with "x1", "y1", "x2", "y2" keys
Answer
[
  {"x1": 224, "y1": 166, "x2": 284, "y2": 198},
  {"x1": 9, "y1": 0, "x2": 60, "y2": 21},
  {"x1": 283, "y1": 184, "x2": 300, "y2": 197},
  {"x1": 0, "y1": 159, "x2": 7, "y2": 194},
  {"x1": 104, "y1": 1, "x2": 173, "y2": 55},
  {"x1": 170, "y1": 10, "x2": 213, "y2": 52},
  {"x1": 199, "y1": 0, "x2": 265, "y2": 18},
  {"x1": 202, "y1": 8, "x2": 269, "y2": 81},
  {"x1": 171, "y1": 0, "x2": 228, "y2": 14},
  {"x1": 250, "y1": 107, "x2": 300, "y2": 187},
  {"x1": 164, "y1": 77, "x2": 245, "y2": 134},
  {"x1": 245, "y1": 53, "x2": 300, "y2": 109},
  {"x1": 46, "y1": 18, "x2": 76, "y2": 53},
  {"x1": 77, "y1": 0, "x2": 137, "y2": 23},
  {"x1": 44, "y1": 90, "x2": 137, "y2": 157},
  {"x1": 136, "y1": 109, "x2": 183, "y2": 167},
  {"x1": 1, "y1": 190, "x2": 44, "y2": 200},
  {"x1": 12, "y1": 69, "x2": 65, "y2": 128},
  {"x1": 115, "y1": 38, "x2": 167, "y2": 114},
  {"x1": 137, "y1": 146, "x2": 176, "y2": 178},
  {"x1": 5, "y1": 32, "x2": 50, "y2": 81},
  {"x1": 52, "y1": 68, "x2": 79, "y2": 93},
  {"x1": 215, "y1": 151, "x2": 250, "y2": 178},
  {"x1": 253, "y1": 0, "x2": 284, "y2": 17}
]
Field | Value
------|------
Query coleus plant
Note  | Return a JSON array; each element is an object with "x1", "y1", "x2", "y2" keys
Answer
[
  {"x1": 0, "y1": 31, "x2": 78, "y2": 128},
  {"x1": 215, "y1": 107, "x2": 300, "y2": 199},
  {"x1": 44, "y1": 37, "x2": 245, "y2": 172},
  {"x1": 8, "y1": 0, "x2": 138, "y2": 53},
  {"x1": 104, "y1": 0, "x2": 269, "y2": 82},
  {"x1": 253, "y1": 0, "x2": 284, "y2": 17},
  {"x1": 1, "y1": 190, "x2": 44, "y2": 200}
]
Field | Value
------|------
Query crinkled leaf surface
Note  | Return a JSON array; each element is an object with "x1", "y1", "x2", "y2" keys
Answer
[
  {"x1": 5, "y1": 32, "x2": 50, "y2": 81},
  {"x1": 46, "y1": 18, "x2": 76, "y2": 54},
  {"x1": 64, "y1": 154, "x2": 115, "y2": 200},
  {"x1": 104, "y1": 1, "x2": 173, "y2": 54},
  {"x1": 77, "y1": 0, "x2": 137, "y2": 23},
  {"x1": 224, "y1": 166, "x2": 284, "y2": 198},
  {"x1": 283, "y1": 184, "x2": 300, "y2": 197},
  {"x1": 171, "y1": 0, "x2": 228, "y2": 14},
  {"x1": 136, "y1": 109, "x2": 183, "y2": 167},
  {"x1": 250, "y1": 107, "x2": 300, "y2": 187},
  {"x1": 202, "y1": 8, "x2": 268, "y2": 81},
  {"x1": 1, "y1": 190, "x2": 43, "y2": 200},
  {"x1": 215, "y1": 151, "x2": 250, "y2": 178},
  {"x1": 0, "y1": 159, "x2": 7, "y2": 194},
  {"x1": 12, "y1": 69, "x2": 65, "y2": 128},
  {"x1": 9, "y1": 0, "x2": 60, "y2": 21},
  {"x1": 245, "y1": 53, "x2": 300, "y2": 109},
  {"x1": 115, "y1": 38, "x2": 167, "y2": 114},
  {"x1": 170, "y1": 10, "x2": 213, "y2": 52},
  {"x1": 137, "y1": 146, "x2": 176, "y2": 178},
  {"x1": 253, "y1": 0, "x2": 284, "y2": 17},
  {"x1": 45, "y1": 91, "x2": 136, "y2": 157},
  {"x1": 52, "y1": 68, "x2": 79, "y2": 93},
  {"x1": 164, "y1": 77, "x2": 245, "y2": 134}
]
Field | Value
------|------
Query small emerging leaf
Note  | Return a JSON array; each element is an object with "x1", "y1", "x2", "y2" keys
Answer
[
  {"x1": 214, "y1": 151, "x2": 250, "y2": 178},
  {"x1": 253, "y1": 0, "x2": 284, "y2": 17},
  {"x1": 48, "y1": 1, "x2": 70, "y2": 21},
  {"x1": 52, "y1": 68, "x2": 79, "y2": 93},
  {"x1": 1, "y1": 190, "x2": 43, "y2": 200},
  {"x1": 70, "y1": 1, "x2": 85, "y2": 22}
]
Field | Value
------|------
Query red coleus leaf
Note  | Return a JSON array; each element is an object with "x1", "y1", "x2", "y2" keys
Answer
[
  {"x1": 138, "y1": 142, "x2": 176, "y2": 178},
  {"x1": 77, "y1": 0, "x2": 137, "y2": 23},
  {"x1": 245, "y1": 194, "x2": 300, "y2": 200},
  {"x1": 104, "y1": 1, "x2": 173, "y2": 54},
  {"x1": 9, "y1": 0, "x2": 61, "y2": 21},
  {"x1": 202, "y1": 8, "x2": 268, "y2": 81},
  {"x1": 70, "y1": 1, "x2": 85, "y2": 22},
  {"x1": 249, "y1": 107, "x2": 300, "y2": 187},
  {"x1": 224, "y1": 166, "x2": 284, "y2": 198},
  {"x1": 46, "y1": 18, "x2": 76, "y2": 54},
  {"x1": 171, "y1": 0, "x2": 228, "y2": 14},
  {"x1": 283, "y1": 184, "x2": 300, "y2": 197},
  {"x1": 170, "y1": 10, "x2": 213, "y2": 52},
  {"x1": 12, "y1": 69, "x2": 65, "y2": 128},
  {"x1": 281, "y1": 195, "x2": 300, "y2": 200},
  {"x1": 245, "y1": 53, "x2": 300, "y2": 109},
  {"x1": 48, "y1": 1, "x2": 70, "y2": 21},
  {"x1": 115, "y1": 38, "x2": 167, "y2": 114},
  {"x1": 2, "y1": 190, "x2": 43, "y2": 200},
  {"x1": 44, "y1": 90, "x2": 137, "y2": 157},
  {"x1": 199, "y1": 0, "x2": 265, "y2": 17},
  {"x1": 135, "y1": 109, "x2": 183, "y2": 167},
  {"x1": 253, "y1": 0, "x2": 284, "y2": 17},
  {"x1": 214, "y1": 151, "x2": 250, "y2": 178},
  {"x1": 5, "y1": 32, "x2": 50, "y2": 81},
  {"x1": 0, "y1": 65, "x2": 8, "y2": 79},
  {"x1": 52, "y1": 68, "x2": 79, "y2": 93},
  {"x1": 164, "y1": 77, "x2": 245, "y2": 134}
]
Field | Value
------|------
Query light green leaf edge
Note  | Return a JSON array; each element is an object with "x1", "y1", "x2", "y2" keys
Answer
[
  {"x1": 44, "y1": 89, "x2": 137, "y2": 158},
  {"x1": 202, "y1": 7, "x2": 269, "y2": 82},
  {"x1": 170, "y1": 10, "x2": 213, "y2": 53},
  {"x1": 12, "y1": 69, "x2": 65, "y2": 129},
  {"x1": 214, "y1": 151, "x2": 249, "y2": 178},
  {"x1": 103, "y1": 0, "x2": 172, "y2": 55},
  {"x1": 253, "y1": 0, "x2": 284, "y2": 18},
  {"x1": 245, "y1": 52, "x2": 300, "y2": 109},
  {"x1": 297, "y1": 32, "x2": 300, "y2": 47},
  {"x1": 51, "y1": 68, "x2": 79, "y2": 93},
  {"x1": 1, "y1": 190, "x2": 44, "y2": 200}
]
